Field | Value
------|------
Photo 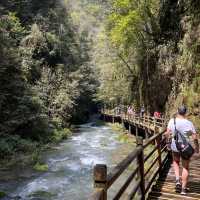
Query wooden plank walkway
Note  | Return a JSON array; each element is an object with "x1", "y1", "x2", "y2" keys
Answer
[{"x1": 148, "y1": 157, "x2": 200, "y2": 200}]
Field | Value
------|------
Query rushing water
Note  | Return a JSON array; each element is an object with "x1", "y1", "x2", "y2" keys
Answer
[{"x1": 0, "y1": 122, "x2": 135, "y2": 200}]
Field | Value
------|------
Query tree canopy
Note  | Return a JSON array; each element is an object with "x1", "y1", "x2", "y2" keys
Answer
[{"x1": 0, "y1": 0, "x2": 98, "y2": 157}]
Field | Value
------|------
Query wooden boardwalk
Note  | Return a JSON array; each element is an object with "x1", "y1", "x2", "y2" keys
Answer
[
  {"x1": 89, "y1": 112, "x2": 200, "y2": 200},
  {"x1": 148, "y1": 157, "x2": 200, "y2": 200},
  {"x1": 102, "y1": 111, "x2": 166, "y2": 136}
]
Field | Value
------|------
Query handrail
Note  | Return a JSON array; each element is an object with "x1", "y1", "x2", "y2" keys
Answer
[
  {"x1": 102, "y1": 109, "x2": 167, "y2": 131},
  {"x1": 106, "y1": 146, "x2": 142, "y2": 189},
  {"x1": 112, "y1": 166, "x2": 139, "y2": 199},
  {"x1": 89, "y1": 132, "x2": 169, "y2": 200},
  {"x1": 143, "y1": 131, "x2": 163, "y2": 148}
]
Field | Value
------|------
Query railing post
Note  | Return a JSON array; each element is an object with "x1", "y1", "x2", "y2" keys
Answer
[
  {"x1": 148, "y1": 116, "x2": 151, "y2": 128},
  {"x1": 129, "y1": 124, "x2": 131, "y2": 134},
  {"x1": 145, "y1": 127, "x2": 148, "y2": 139},
  {"x1": 136, "y1": 137, "x2": 145, "y2": 200},
  {"x1": 103, "y1": 114, "x2": 106, "y2": 121},
  {"x1": 162, "y1": 118, "x2": 165, "y2": 129},
  {"x1": 156, "y1": 135, "x2": 162, "y2": 173},
  {"x1": 136, "y1": 126, "x2": 138, "y2": 137},
  {"x1": 153, "y1": 117, "x2": 156, "y2": 134},
  {"x1": 112, "y1": 116, "x2": 115, "y2": 123},
  {"x1": 131, "y1": 114, "x2": 134, "y2": 122},
  {"x1": 94, "y1": 164, "x2": 107, "y2": 200}
]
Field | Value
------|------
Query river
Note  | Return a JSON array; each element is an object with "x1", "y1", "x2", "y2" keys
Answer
[{"x1": 0, "y1": 122, "x2": 135, "y2": 200}]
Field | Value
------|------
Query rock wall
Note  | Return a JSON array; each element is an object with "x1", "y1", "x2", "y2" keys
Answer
[{"x1": 142, "y1": 0, "x2": 200, "y2": 129}]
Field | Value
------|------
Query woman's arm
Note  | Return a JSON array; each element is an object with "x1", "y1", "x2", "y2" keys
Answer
[
  {"x1": 192, "y1": 133, "x2": 199, "y2": 153},
  {"x1": 164, "y1": 128, "x2": 172, "y2": 139}
]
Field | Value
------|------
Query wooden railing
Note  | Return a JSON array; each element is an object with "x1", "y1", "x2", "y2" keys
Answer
[
  {"x1": 89, "y1": 133, "x2": 169, "y2": 200},
  {"x1": 102, "y1": 109, "x2": 167, "y2": 130}
]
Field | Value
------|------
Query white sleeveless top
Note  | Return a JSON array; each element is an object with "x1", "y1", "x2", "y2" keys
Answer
[{"x1": 167, "y1": 118, "x2": 196, "y2": 152}]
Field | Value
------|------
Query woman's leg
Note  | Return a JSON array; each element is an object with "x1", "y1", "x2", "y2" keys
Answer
[
  {"x1": 172, "y1": 152, "x2": 181, "y2": 192},
  {"x1": 182, "y1": 159, "x2": 190, "y2": 189},
  {"x1": 172, "y1": 152, "x2": 180, "y2": 180}
]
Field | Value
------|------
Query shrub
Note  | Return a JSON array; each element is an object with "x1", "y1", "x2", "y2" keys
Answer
[
  {"x1": 33, "y1": 163, "x2": 48, "y2": 172},
  {"x1": 0, "y1": 139, "x2": 13, "y2": 158},
  {"x1": 50, "y1": 128, "x2": 72, "y2": 143},
  {"x1": 0, "y1": 191, "x2": 6, "y2": 198},
  {"x1": 0, "y1": 135, "x2": 38, "y2": 158}
]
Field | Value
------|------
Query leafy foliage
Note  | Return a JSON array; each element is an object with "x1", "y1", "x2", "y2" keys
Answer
[
  {"x1": 94, "y1": 0, "x2": 161, "y2": 109},
  {"x1": 96, "y1": 0, "x2": 200, "y2": 118},
  {"x1": 0, "y1": 0, "x2": 97, "y2": 157}
]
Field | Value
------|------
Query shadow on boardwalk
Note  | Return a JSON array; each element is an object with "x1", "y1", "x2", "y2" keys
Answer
[{"x1": 148, "y1": 156, "x2": 200, "y2": 200}]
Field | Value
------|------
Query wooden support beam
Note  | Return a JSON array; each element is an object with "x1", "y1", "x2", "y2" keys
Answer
[
  {"x1": 153, "y1": 117, "x2": 156, "y2": 134},
  {"x1": 136, "y1": 137, "x2": 145, "y2": 200},
  {"x1": 145, "y1": 128, "x2": 149, "y2": 139},
  {"x1": 136, "y1": 126, "x2": 138, "y2": 137},
  {"x1": 129, "y1": 124, "x2": 131, "y2": 134},
  {"x1": 122, "y1": 118, "x2": 125, "y2": 129},
  {"x1": 112, "y1": 116, "x2": 115, "y2": 123},
  {"x1": 94, "y1": 164, "x2": 107, "y2": 200},
  {"x1": 156, "y1": 134, "x2": 162, "y2": 174}
]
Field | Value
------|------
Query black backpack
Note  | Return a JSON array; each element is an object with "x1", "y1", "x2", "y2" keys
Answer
[{"x1": 174, "y1": 118, "x2": 194, "y2": 160}]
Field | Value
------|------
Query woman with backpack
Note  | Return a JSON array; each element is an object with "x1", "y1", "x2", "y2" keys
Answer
[{"x1": 165, "y1": 105, "x2": 199, "y2": 195}]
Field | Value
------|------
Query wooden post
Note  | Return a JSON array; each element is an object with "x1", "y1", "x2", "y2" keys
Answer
[
  {"x1": 136, "y1": 137, "x2": 145, "y2": 200},
  {"x1": 156, "y1": 135, "x2": 162, "y2": 174},
  {"x1": 112, "y1": 116, "x2": 115, "y2": 123},
  {"x1": 94, "y1": 164, "x2": 107, "y2": 200},
  {"x1": 131, "y1": 115, "x2": 133, "y2": 123},
  {"x1": 136, "y1": 126, "x2": 138, "y2": 137},
  {"x1": 145, "y1": 128, "x2": 148, "y2": 139},
  {"x1": 153, "y1": 117, "x2": 156, "y2": 134},
  {"x1": 129, "y1": 124, "x2": 131, "y2": 134},
  {"x1": 122, "y1": 117, "x2": 125, "y2": 129},
  {"x1": 162, "y1": 118, "x2": 165, "y2": 129}
]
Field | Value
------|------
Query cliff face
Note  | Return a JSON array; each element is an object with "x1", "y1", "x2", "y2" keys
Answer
[{"x1": 140, "y1": 0, "x2": 200, "y2": 129}]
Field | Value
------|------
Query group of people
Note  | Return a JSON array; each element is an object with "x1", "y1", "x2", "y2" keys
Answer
[
  {"x1": 127, "y1": 105, "x2": 162, "y2": 119},
  {"x1": 113, "y1": 104, "x2": 163, "y2": 119},
  {"x1": 127, "y1": 105, "x2": 145, "y2": 117}
]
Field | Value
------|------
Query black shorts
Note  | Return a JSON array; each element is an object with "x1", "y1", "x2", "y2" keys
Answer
[{"x1": 172, "y1": 151, "x2": 190, "y2": 161}]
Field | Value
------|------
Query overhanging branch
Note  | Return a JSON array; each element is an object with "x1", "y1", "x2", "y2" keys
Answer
[{"x1": 117, "y1": 53, "x2": 136, "y2": 76}]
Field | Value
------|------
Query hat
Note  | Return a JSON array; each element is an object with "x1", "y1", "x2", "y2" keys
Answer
[{"x1": 178, "y1": 105, "x2": 187, "y2": 115}]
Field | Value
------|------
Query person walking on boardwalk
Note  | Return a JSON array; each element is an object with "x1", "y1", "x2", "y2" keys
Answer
[
  {"x1": 165, "y1": 105, "x2": 199, "y2": 195},
  {"x1": 127, "y1": 105, "x2": 134, "y2": 118},
  {"x1": 140, "y1": 105, "x2": 145, "y2": 117}
]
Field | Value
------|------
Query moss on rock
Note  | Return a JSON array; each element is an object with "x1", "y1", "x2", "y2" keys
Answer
[
  {"x1": 0, "y1": 191, "x2": 6, "y2": 198},
  {"x1": 33, "y1": 163, "x2": 48, "y2": 172}
]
